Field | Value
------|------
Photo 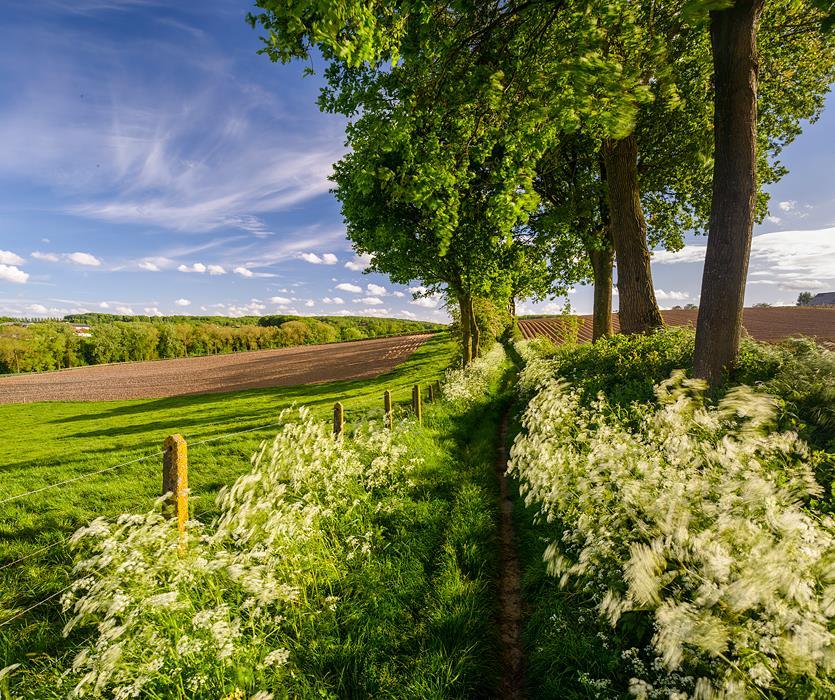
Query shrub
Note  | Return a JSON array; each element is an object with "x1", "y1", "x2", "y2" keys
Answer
[{"x1": 510, "y1": 372, "x2": 835, "y2": 698}]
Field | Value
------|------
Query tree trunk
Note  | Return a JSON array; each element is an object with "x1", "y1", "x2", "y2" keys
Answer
[
  {"x1": 589, "y1": 232, "x2": 614, "y2": 341},
  {"x1": 693, "y1": 0, "x2": 764, "y2": 385},
  {"x1": 459, "y1": 295, "x2": 472, "y2": 367},
  {"x1": 602, "y1": 136, "x2": 663, "y2": 334},
  {"x1": 469, "y1": 296, "x2": 480, "y2": 359}
]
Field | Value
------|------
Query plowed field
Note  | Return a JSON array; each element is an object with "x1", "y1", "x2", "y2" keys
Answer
[
  {"x1": 519, "y1": 307, "x2": 835, "y2": 347},
  {"x1": 0, "y1": 334, "x2": 432, "y2": 404}
]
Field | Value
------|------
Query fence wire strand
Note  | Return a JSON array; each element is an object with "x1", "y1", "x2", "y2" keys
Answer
[
  {"x1": 0, "y1": 451, "x2": 165, "y2": 506},
  {"x1": 0, "y1": 582, "x2": 74, "y2": 628}
]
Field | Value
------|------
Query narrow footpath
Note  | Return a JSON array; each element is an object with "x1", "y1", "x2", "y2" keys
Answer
[{"x1": 496, "y1": 409, "x2": 525, "y2": 699}]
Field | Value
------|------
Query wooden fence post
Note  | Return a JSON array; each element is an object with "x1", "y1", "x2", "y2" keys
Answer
[
  {"x1": 163, "y1": 434, "x2": 188, "y2": 555},
  {"x1": 428, "y1": 383, "x2": 434, "y2": 403},
  {"x1": 384, "y1": 390, "x2": 392, "y2": 430},
  {"x1": 412, "y1": 384, "x2": 422, "y2": 426},
  {"x1": 333, "y1": 401, "x2": 344, "y2": 439}
]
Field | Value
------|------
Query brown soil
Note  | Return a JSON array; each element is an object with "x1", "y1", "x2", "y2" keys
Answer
[
  {"x1": 496, "y1": 409, "x2": 525, "y2": 699},
  {"x1": 519, "y1": 306, "x2": 835, "y2": 348},
  {"x1": 0, "y1": 334, "x2": 431, "y2": 404}
]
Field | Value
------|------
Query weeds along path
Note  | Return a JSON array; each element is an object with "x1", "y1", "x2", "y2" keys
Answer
[{"x1": 495, "y1": 406, "x2": 526, "y2": 699}]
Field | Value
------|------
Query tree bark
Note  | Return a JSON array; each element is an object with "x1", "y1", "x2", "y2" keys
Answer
[
  {"x1": 459, "y1": 295, "x2": 472, "y2": 367},
  {"x1": 602, "y1": 136, "x2": 663, "y2": 334},
  {"x1": 468, "y1": 296, "x2": 480, "y2": 359},
  {"x1": 693, "y1": 0, "x2": 764, "y2": 385},
  {"x1": 589, "y1": 233, "x2": 614, "y2": 341}
]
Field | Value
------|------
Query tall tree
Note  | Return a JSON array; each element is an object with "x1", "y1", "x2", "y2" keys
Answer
[{"x1": 693, "y1": 1, "x2": 835, "y2": 383}]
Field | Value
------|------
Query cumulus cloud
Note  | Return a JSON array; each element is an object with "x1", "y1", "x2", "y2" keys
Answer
[
  {"x1": 28, "y1": 303, "x2": 48, "y2": 313},
  {"x1": 336, "y1": 282, "x2": 362, "y2": 293},
  {"x1": 344, "y1": 253, "x2": 373, "y2": 272},
  {"x1": 305, "y1": 299, "x2": 315, "y2": 307},
  {"x1": 175, "y1": 298, "x2": 191, "y2": 307},
  {"x1": 367, "y1": 283, "x2": 386, "y2": 296},
  {"x1": 654, "y1": 289, "x2": 689, "y2": 301},
  {"x1": 766, "y1": 216, "x2": 782, "y2": 225},
  {"x1": 115, "y1": 306, "x2": 134, "y2": 315},
  {"x1": 0, "y1": 264, "x2": 28, "y2": 284},
  {"x1": 410, "y1": 296, "x2": 439, "y2": 308},
  {"x1": 233, "y1": 266, "x2": 254, "y2": 278},
  {"x1": 99, "y1": 302, "x2": 110, "y2": 309},
  {"x1": 138, "y1": 261, "x2": 160, "y2": 271},
  {"x1": 207, "y1": 264, "x2": 226, "y2": 275},
  {"x1": 67, "y1": 251, "x2": 102, "y2": 266},
  {"x1": 392, "y1": 291, "x2": 405, "y2": 298},
  {"x1": 0, "y1": 250, "x2": 24, "y2": 266},
  {"x1": 355, "y1": 296, "x2": 384, "y2": 305},
  {"x1": 651, "y1": 246, "x2": 707, "y2": 264},
  {"x1": 322, "y1": 296, "x2": 344, "y2": 304},
  {"x1": 31, "y1": 251, "x2": 59, "y2": 262},
  {"x1": 178, "y1": 262, "x2": 207, "y2": 273},
  {"x1": 300, "y1": 252, "x2": 338, "y2": 265},
  {"x1": 270, "y1": 296, "x2": 291, "y2": 304},
  {"x1": 144, "y1": 307, "x2": 163, "y2": 316},
  {"x1": 778, "y1": 200, "x2": 797, "y2": 212}
]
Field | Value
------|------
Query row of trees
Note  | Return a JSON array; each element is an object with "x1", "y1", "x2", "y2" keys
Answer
[
  {"x1": 0, "y1": 316, "x2": 441, "y2": 374},
  {"x1": 250, "y1": 0, "x2": 835, "y2": 381}
]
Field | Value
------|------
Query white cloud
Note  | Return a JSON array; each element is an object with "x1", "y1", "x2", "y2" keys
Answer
[
  {"x1": 336, "y1": 282, "x2": 362, "y2": 293},
  {"x1": 270, "y1": 296, "x2": 291, "y2": 304},
  {"x1": 178, "y1": 262, "x2": 207, "y2": 273},
  {"x1": 0, "y1": 250, "x2": 25, "y2": 266},
  {"x1": 766, "y1": 215, "x2": 782, "y2": 225},
  {"x1": 99, "y1": 301, "x2": 110, "y2": 309},
  {"x1": 31, "y1": 251, "x2": 59, "y2": 262},
  {"x1": 654, "y1": 289, "x2": 689, "y2": 301},
  {"x1": 344, "y1": 253, "x2": 373, "y2": 272},
  {"x1": 0, "y1": 264, "x2": 29, "y2": 284},
  {"x1": 356, "y1": 296, "x2": 384, "y2": 305},
  {"x1": 300, "y1": 252, "x2": 337, "y2": 265},
  {"x1": 67, "y1": 251, "x2": 102, "y2": 266},
  {"x1": 651, "y1": 246, "x2": 707, "y2": 264},
  {"x1": 175, "y1": 298, "x2": 191, "y2": 307},
  {"x1": 233, "y1": 266, "x2": 254, "y2": 278},
  {"x1": 653, "y1": 227, "x2": 835, "y2": 294},
  {"x1": 392, "y1": 291, "x2": 405, "y2": 298},
  {"x1": 305, "y1": 299, "x2": 315, "y2": 307},
  {"x1": 115, "y1": 306, "x2": 134, "y2": 315},
  {"x1": 28, "y1": 303, "x2": 48, "y2": 313},
  {"x1": 207, "y1": 264, "x2": 226, "y2": 275},
  {"x1": 144, "y1": 306, "x2": 163, "y2": 317},
  {"x1": 410, "y1": 296, "x2": 439, "y2": 308},
  {"x1": 367, "y1": 283, "x2": 386, "y2": 296},
  {"x1": 401, "y1": 310, "x2": 416, "y2": 318},
  {"x1": 778, "y1": 200, "x2": 797, "y2": 212},
  {"x1": 322, "y1": 296, "x2": 344, "y2": 304},
  {"x1": 138, "y1": 261, "x2": 160, "y2": 271}
]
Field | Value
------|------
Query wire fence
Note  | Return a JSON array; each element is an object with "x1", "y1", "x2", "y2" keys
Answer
[{"x1": 0, "y1": 380, "x2": 443, "y2": 631}]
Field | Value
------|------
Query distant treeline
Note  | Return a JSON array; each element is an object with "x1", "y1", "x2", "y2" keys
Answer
[{"x1": 0, "y1": 315, "x2": 444, "y2": 374}]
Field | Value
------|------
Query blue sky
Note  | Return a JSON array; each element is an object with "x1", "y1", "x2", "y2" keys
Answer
[{"x1": 0, "y1": 1, "x2": 833, "y2": 321}]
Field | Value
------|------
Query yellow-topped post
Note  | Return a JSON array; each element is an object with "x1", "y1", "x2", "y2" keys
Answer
[{"x1": 163, "y1": 434, "x2": 188, "y2": 555}]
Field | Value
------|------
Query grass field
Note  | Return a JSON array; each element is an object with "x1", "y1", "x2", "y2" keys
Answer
[{"x1": 0, "y1": 334, "x2": 457, "y2": 668}]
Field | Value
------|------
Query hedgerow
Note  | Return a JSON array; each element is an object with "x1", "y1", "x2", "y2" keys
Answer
[{"x1": 510, "y1": 333, "x2": 835, "y2": 698}]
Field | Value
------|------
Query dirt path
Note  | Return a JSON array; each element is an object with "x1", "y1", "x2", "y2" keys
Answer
[
  {"x1": 0, "y1": 334, "x2": 432, "y2": 404},
  {"x1": 496, "y1": 409, "x2": 525, "y2": 699}
]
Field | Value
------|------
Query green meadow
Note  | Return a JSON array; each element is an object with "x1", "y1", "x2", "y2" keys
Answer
[{"x1": 0, "y1": 334, "x2": 456, "y2": 667}]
